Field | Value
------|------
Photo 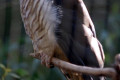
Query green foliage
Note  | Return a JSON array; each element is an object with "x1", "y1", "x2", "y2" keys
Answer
[
  {"x1": 15, "y1": 69, "x2": 29, "y2": 78},
  {"x1": 0, "y1": 64, "x2": 11, "y2": 80}
]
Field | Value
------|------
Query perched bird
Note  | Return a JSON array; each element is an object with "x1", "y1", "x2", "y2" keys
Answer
[{"x1": 20, "y1": 0, "x2": 105, "y2": 80}]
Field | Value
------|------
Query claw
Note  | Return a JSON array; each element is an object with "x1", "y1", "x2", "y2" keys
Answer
[
  {"x1": 29, "y1": 53, "x2": 41, "y2": 59},
  {"x1": 45, "y1": 55, "x2": 51, "y2": 68},
  {"x1": 41, "y1": 53, "x2": 46, "y2": 65}
]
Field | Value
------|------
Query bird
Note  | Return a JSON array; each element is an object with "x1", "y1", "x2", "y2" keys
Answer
[{"x1": 19, "y1": 0, "x2": 105, "y2": 80}]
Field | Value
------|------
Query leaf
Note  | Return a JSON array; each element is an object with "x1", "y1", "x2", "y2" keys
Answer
[
  {"x1": 9, "y1": 73, "x2": 21, "y2": 79},
  {"x1": 16, "y1": 69, "x2": 29, "y2": 77},
  {"x1": 0, "y1": 64, "x2": 6, "y2": 70},
  {"x1": 5, "y1": 68, "x2": 11, "y2": 73}
]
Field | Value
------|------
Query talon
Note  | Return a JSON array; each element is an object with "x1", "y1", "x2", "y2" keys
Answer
[
  {"x1": 29, "y1": 53, "x2": 35, "y2": 57},
  {"x1": 46, "y1": 56, "x2": 51, "y2": 68},
  {"x1": 41, "y1": 53, "x2": 46, "y2": 65},
  {"x1": 30, "y1": 53, "x2": 41, "y2": 59}
]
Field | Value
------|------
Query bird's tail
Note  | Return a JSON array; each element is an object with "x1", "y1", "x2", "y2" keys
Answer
[{"x1": 60, "y1": 69, "x2": 84, "y2": 80}]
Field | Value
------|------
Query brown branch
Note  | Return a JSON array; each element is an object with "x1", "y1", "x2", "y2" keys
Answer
[{"x1": 30, "y1": 53, "x2": 120, "y2": 80}]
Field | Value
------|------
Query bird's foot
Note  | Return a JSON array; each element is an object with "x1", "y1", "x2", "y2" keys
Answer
[{"x1": 30, "y1": 52, "x2": 53, "y2": 68}]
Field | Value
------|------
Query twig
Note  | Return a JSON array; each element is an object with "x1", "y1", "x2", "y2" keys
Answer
[{"x1": 30, "y1": 53, "x2": 120, "y2": 80}]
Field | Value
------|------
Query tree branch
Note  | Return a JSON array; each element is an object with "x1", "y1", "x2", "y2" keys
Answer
[{"x1": 30, "y1": 53, "x2": 120, "y2": 80}]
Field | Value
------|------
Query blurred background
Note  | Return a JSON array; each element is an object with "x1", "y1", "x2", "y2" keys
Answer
[{"x1": 0, "y1": 0, "x2": 120, "y2": 80}]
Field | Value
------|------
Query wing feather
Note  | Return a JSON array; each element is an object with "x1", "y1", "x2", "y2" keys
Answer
[{"x1": 54, "y1": 0, "x2": 105, "y2": 80}]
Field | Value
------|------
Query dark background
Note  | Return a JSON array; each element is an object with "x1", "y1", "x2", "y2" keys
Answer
[{"x1": 0, "y1": 0, "x2": 120, "y2": 80}]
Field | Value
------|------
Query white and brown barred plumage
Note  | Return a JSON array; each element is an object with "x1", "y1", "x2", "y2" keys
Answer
[{"x1": 20, "y1": 0, "x2": 105, "y2": 80}]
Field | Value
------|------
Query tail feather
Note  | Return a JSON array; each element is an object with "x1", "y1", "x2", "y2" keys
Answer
[{"x1": 60, "y1": 69, "x2": 84, "y2": 80}]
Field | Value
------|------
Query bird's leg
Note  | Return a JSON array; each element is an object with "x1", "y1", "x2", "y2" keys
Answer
[{"x1": 30, "y1": 50, "x2": 54, "y2": 68}]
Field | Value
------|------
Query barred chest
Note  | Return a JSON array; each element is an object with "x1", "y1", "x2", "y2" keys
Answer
[{"x1": 20, "y1": 0, "x2": 63, "y2": 52}]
